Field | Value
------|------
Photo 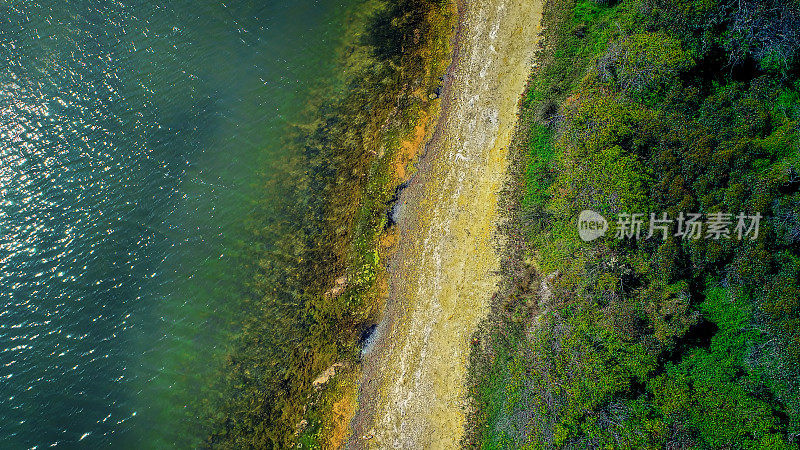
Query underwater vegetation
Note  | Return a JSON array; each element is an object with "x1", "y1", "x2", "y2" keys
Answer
[{"x1": 201, "y1": 0, "x2": 453, "y2": 447}]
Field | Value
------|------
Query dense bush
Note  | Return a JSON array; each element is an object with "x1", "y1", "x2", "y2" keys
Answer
[{"x1": 467, "y1": 0, "x2": 800, "y2": 448}]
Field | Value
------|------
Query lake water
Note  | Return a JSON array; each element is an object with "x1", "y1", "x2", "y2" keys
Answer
[{"x1": 0, "y1": 0, "x2": 352, "y2": 447}]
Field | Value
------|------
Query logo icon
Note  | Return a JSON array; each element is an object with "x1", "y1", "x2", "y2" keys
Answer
[{"x1": 578, "y1": 210, "x2": 608, "y2": 242}]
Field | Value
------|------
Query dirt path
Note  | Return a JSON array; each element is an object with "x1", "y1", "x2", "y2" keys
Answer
[{"x1": 349, "y1": 0, "x2": 544, "y2": 447}]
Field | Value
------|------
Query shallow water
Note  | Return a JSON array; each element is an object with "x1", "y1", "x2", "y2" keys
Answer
[{"x1": 0, "y1": 1, "x2": 351, "y2": 447}]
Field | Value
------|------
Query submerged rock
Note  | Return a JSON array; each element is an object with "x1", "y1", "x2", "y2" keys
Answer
[
  {"x1": 323, "y1": 275, "x2": 348, "y2": 299},
  {"x1": 312, "y1": 362, "x2": 344, "y2": 390}
]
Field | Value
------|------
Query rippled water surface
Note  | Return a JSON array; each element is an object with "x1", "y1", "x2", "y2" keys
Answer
[{"x1": 0, "y1": 1, "x2": 350, "y2": 447}]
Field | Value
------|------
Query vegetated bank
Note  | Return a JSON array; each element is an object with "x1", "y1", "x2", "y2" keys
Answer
[
  {"x1": 466, "y1": 0, "x2": 800, "y2": 447},
  {"x1": 200, "y1": 0, "x2": 454, "y2": 448}
]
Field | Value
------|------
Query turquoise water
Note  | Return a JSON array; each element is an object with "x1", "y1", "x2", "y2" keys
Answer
[{"x1": 0, "y1": 1, "x2": 352, "y2": 447}]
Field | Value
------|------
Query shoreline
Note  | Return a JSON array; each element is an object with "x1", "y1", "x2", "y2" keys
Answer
[
  {"x1": 348, "y1": 0, "x2": 545, "y2": 446},
  {"x1": 203, "y1": 1, "x2": 457, "y2": 447},
  {"x1": 346, "y1": 0, "x2": 466, "y2": 444}
]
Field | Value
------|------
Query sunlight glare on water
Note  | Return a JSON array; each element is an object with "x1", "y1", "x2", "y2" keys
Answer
[{"x1": 0, "y1": 0, "x2": 351, "y2": 447}]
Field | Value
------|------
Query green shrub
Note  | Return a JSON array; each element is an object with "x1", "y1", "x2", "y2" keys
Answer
[{"x1": 466, "y1": 0, "x2": 800, "y2": 447}]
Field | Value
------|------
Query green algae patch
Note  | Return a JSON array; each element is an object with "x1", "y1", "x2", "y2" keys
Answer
[{"x1": 201, "y1": 1, "x2": 455, "y2": 448}]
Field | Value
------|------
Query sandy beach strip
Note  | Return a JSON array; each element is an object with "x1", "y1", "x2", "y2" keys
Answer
[{"x1": 348, "y1": 0, "x2": 544, "y2": 447}]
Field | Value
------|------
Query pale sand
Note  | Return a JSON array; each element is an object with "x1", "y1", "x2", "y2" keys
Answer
[{"x1": 349, "y1": 0, "x2": 544, "y2": 447}]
